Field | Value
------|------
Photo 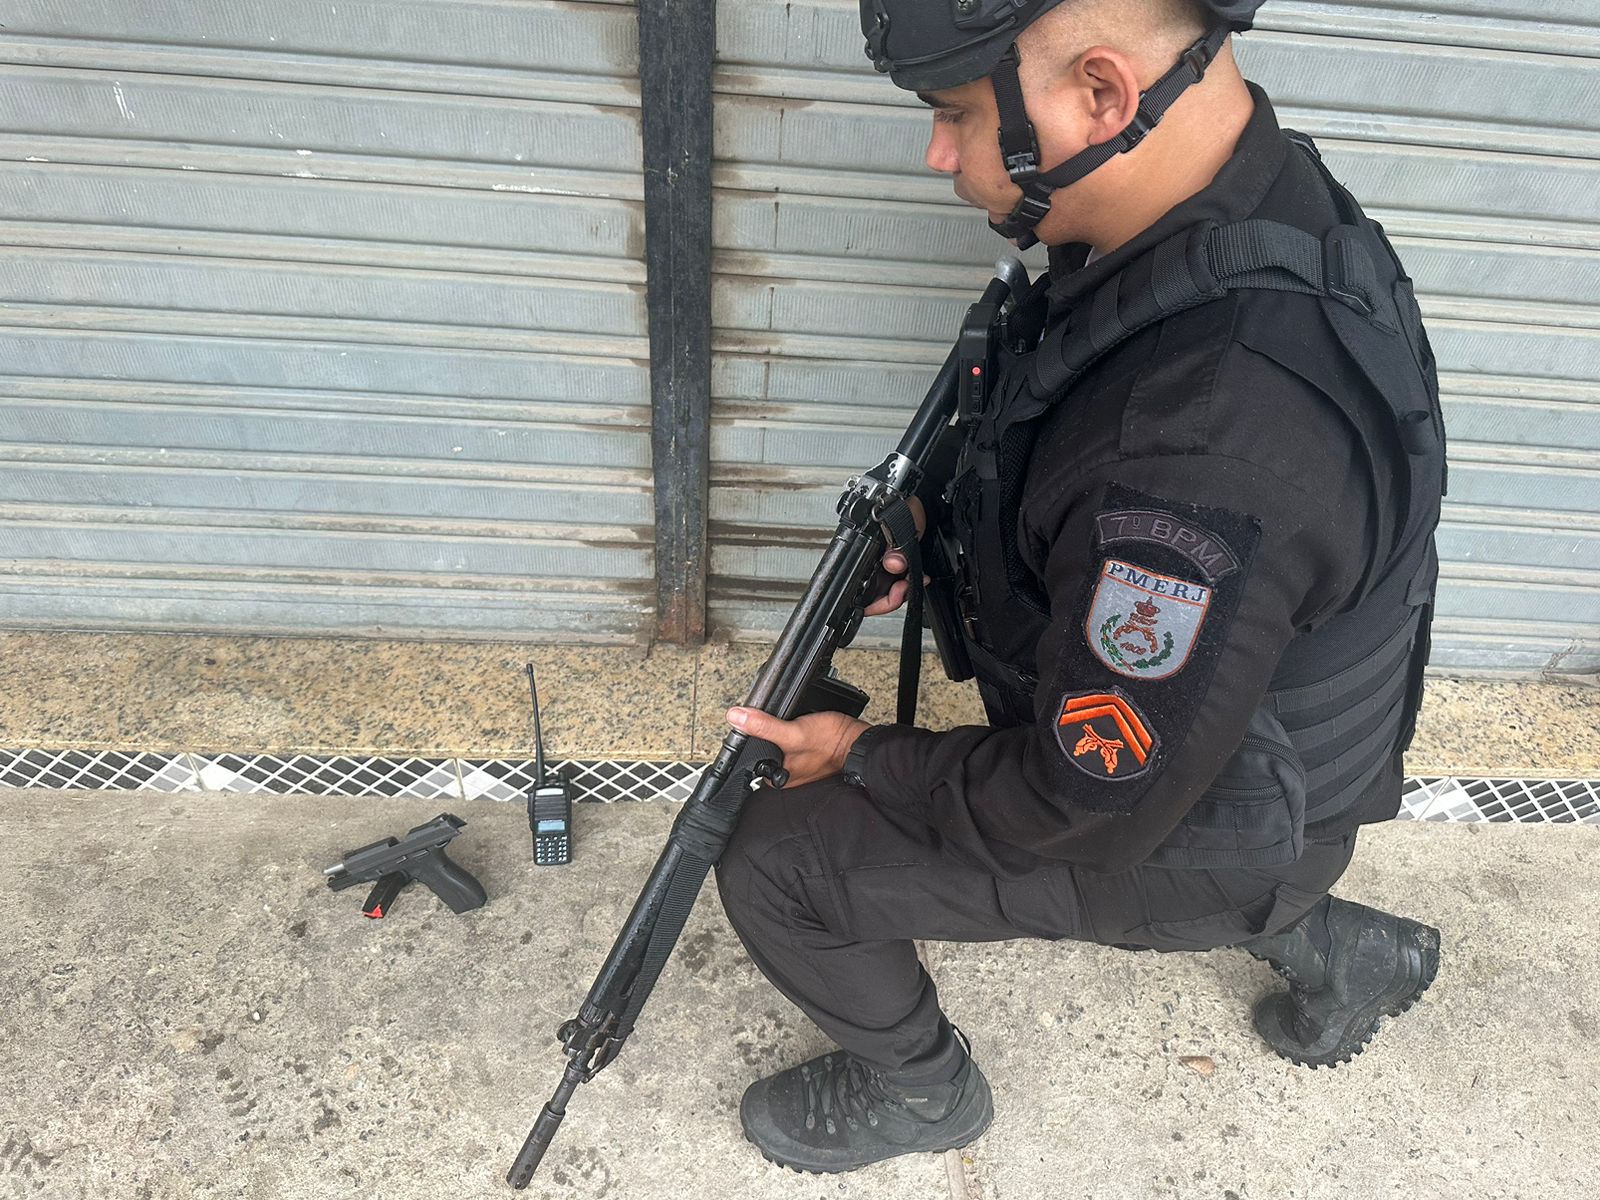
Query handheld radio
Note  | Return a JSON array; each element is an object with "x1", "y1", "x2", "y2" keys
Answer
[{"x1": 524, "y1": 663, "x2": 572, "y2": 866}]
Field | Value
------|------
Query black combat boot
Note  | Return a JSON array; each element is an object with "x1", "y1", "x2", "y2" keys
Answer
[
  {"x1": 1244, "y1": 895, "x2": 1440, "y2": 1068},
  {"x1": 738, "y1": 1032, "x2": 993, "y2": 1173}
]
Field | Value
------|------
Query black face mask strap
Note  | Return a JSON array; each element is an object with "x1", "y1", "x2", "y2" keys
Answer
[{"x1": 989, "y1": 23, "x2": 1232, "y2": 249}]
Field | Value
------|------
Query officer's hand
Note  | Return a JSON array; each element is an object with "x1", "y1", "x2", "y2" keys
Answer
[
  {"x1": 725, "y1": 707, "x2": 869, "y2": 789},
  {"x1": 862, "y1": 496, "x2": 929, "y2": 617}
]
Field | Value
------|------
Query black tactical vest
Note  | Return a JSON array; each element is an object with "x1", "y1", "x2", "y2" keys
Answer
[{"x1": 944, "y1": 133, "x2": 1446, "y2": 871}]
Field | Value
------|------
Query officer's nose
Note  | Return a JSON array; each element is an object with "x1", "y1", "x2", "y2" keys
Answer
[{"x1": 925, "y1": 120, "x2": 960, "y2": 175}]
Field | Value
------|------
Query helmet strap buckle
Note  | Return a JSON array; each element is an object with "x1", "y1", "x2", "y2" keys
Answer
[
  {"x1": 1121, "y1": 105, "x2": 1160, "y2": 150},
  {"x1": 1180, "y1": 34, "x2": 1217, "y2": 82},
  {"x1": 976, "y1": 21, "x2": 1232, "y2": 248},
  {"x1": 989, "y1": 185, "x2": 1054, "y2": 249},
  {"x1": 991, "y1": 44, "x2": 1041, "y2": 182},
  {"x1": 1002, "y1": 142, "x2": 1041, "y2": 181}
]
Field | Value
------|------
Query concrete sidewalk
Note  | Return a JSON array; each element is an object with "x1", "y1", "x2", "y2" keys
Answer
[{"x1": 2, "y1": 790, "x2": 1593, "y2": 1200}]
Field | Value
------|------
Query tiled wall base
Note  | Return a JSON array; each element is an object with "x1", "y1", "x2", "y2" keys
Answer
[{"x1": 1, "y1": 748, "x2": 1596, "y2": 824}]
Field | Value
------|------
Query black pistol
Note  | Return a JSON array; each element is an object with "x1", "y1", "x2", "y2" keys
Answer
[{"x1": 323, "y1": 813, "x2": 487, "y2": 918}]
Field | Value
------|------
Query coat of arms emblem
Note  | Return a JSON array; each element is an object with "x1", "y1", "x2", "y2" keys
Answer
[{"x1": 1085, "y1": 558, "x2": 1211, "y2": 681}]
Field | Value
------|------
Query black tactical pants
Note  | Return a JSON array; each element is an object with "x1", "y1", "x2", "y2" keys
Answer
[{"x1": 714, "y1": 775, "x2": 1357, "y2": 1086}]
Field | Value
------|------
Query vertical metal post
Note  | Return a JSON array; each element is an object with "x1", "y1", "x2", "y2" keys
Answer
[{"x1": 639, "y1": 0, "x2": 714, "y2": 644}]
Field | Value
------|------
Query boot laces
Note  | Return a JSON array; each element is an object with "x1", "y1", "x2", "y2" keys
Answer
[{"x1": 799, "y1": 1054, "x2": 904, "y2": 1137}]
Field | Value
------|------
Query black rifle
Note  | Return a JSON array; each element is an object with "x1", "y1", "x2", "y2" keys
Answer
[
  {"x1": 324, "y1": 813, "x2": 487, "y2": 917},
  {"x1": 505, "y1": 257, "x2": 1028, "y2": 1187}
]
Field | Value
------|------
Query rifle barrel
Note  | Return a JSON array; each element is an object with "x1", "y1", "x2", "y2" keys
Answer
[{"x1": 506, "y1": 1068, "x2": 582, "y2": 1188}]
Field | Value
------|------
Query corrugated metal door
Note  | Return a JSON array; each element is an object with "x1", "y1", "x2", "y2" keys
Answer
[
  {"x1": 0, "y1": 1, "x2": 651, "y2": 640},
  {"x1": 710, "y1": 0, "x2": 1600, "y2": 677}
]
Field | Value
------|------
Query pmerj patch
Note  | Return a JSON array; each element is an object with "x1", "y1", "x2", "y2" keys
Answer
[{"x1": 1086, "y1": 557, "x2": 1211, "y2": 680}]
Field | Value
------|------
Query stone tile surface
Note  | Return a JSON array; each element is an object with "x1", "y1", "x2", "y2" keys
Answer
[
  {"x1": 0, "y1": 632, "x2": 696, "y2": 760},
  {"x1": 0, "y1": 632, "x2": 172, "y2": 748},
  {"x1": 1406, "y1": 676, "x2": 1600, "y2": 777},
  {"x1": 1, "y1": 631, "x2": 1596, "y2": 778}
]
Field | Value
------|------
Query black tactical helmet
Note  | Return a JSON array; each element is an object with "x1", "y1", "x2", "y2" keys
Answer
[
  {"x1": 860, "y1": 0, "x2": 1265, "y2": 245},
  {"x1": 862, "y1": 0, "x2": 1261, "y2": 92}
]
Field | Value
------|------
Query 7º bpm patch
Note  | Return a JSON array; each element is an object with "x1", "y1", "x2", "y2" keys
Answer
[{"x1": 1086, "y1": 558, "x2": 1211, "y2": 681}]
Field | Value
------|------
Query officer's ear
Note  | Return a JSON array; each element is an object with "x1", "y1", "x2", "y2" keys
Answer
[{"x1": 1062, "y1": 46, "x2": 1143, "y2": 151}]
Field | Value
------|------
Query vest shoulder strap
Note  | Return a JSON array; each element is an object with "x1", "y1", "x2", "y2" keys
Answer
[
  {"x1": 1025, "y1": 217, "x2": 1390, "y2": 404},
  {"x1": 1008, "y1": 171, "x2": 1444, "y2": 623}
]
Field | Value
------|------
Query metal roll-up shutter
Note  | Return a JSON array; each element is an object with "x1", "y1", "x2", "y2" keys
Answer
[
  {"x1": 710, "y1": 1, "x2": 1049, "y2": 642},
  {"x1": 710, "y1": 0, "x2": 1600, "y2": 677},
  {"x1": 0, "y1": 1, "x2": 650, "y2": 640},
  {"x1": 1242, "y1": 2, "x2": 1600, "y2": 676}
]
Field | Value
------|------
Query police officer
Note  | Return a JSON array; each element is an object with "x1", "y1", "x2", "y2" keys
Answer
[{"x1": 715, "y1": 0, "x2": 1446, "y2": 1174}]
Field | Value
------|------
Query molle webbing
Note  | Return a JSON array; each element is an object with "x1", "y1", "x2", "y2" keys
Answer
[
  {"x1": 1279, "y1": 649, "x2": 1411, "y2": 761},
  {"x1": 1028, "y1": 220, "x2": 1386, "y2": 402},
  {"x1": 971, "y1": 212, "x2": 1403, "y2": 716},
  {"x1": 1270, "y1": 611, "x2": 1421, "y2": 824},
  {"x1": 1268, "y1": 616, "x2": 1415, "y2": 724}
]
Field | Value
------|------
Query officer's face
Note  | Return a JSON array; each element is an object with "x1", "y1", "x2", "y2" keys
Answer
[
  {"x1": 919, "y1": 80, "x2": 1025, "y2": 229},
  {"x1": 917, "y1": 45, "x2": 1158, "y2": 249},
  {"x1": 919, "y1": 78, "x2": 1088, "y2": 245}
]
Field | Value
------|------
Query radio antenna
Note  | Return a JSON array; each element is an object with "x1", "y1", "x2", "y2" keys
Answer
[{"x1": 526, "y1": 662, "x2": 546, "y2": 788}]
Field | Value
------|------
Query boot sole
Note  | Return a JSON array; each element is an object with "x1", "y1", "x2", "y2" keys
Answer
[
  {"x1": 744, "y1": 1072, "x2": 994, "y2": 1175},
  {"x1": 1254, "y1": 918, "x2": 1440, "y2": 1069}
]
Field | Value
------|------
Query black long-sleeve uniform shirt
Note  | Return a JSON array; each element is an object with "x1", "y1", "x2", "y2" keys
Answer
[{"x1": 855, "y1": 90, "x2": 1398, "y2": 875}]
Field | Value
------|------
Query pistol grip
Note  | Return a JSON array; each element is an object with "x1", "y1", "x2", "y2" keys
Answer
[{"x1": 413, "y1": 850, "x2": 487, "y2": 914}]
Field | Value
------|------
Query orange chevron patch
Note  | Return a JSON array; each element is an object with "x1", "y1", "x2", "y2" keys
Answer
[{"x1": 1056, "y1": 691, "x2": 1156, "y2": 779}]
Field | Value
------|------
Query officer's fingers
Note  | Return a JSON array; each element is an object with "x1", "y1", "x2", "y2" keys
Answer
[
  {"x1": 862, "y1": 579, "x2": 908, "y2": 617},
  {"x1": 726, "y1": 706, "x2": 794, "y2": 747},
  {"x1": 908, "y1": 496, "x2": 926, "y2": 537},
  {"x1": 882, "y1": 550, "x2": 907, "y2": 574}
]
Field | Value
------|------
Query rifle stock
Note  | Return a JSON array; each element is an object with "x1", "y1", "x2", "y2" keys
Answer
[{"x1": 505, "y1": 258, "x2": 1026, "y2": 1188}]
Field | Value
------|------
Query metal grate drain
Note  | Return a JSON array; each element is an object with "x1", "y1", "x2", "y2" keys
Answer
[{"x1": 1, "y1": 747, "x2": 1595, "y2": 823}]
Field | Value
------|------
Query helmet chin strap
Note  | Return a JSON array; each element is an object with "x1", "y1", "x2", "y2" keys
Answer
[{"x1": 987, "y1": 24, "x2": 1231, "y2": 249}]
